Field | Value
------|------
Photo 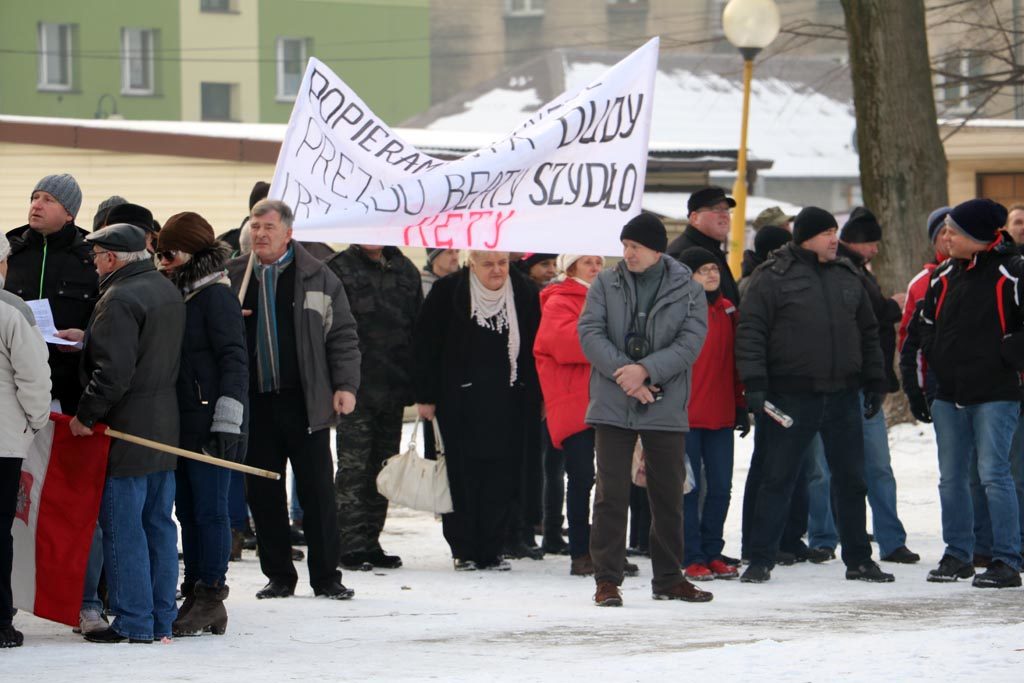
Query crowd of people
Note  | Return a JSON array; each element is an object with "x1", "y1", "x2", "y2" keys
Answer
[{"x1": 1, "y1": 173, "x2": 1022, "y2": 648}]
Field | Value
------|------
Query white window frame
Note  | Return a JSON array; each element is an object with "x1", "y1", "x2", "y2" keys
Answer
[
  {"x1": 121, "y1": 28, "x2": 155, "y2": 96},
  {"x1": 940, "y1": 53, "x2": 983, "y2": 114},
  {"x1": 276, "y1": 37, "x2": 307, "y2": 102},
  {"x1": 38, "y1": 22, "x2": 73, "y2": 92},
  {"x1": 505, "y1": 0, "x2": 545, "y2": 18},
  {"x1": 201, "y1": 0, "x2": 236, "y2": 13}
]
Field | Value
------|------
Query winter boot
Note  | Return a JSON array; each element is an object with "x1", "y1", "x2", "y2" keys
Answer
[
  {"x1": 229, "y1": 530, "x2": 244, "y2": 561},
  {"x1": 175, "y1": 583, "x2": 196, "y2": 625},
  {"x1": 172, "y1": 581, "x2": 228, "y2": 636},
  {"x1": 0, "y1": 626, "x2": 24, "y2": 648}
]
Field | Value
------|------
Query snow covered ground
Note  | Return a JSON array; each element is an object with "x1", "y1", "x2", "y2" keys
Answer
[{"x1": 6, "y1": 422, "x2": 1024, "y2": 681}]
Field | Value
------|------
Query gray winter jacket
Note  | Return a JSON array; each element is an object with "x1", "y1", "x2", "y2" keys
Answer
[{"x1": 579, "y1": 255, "x2": 708, "y2": 432}]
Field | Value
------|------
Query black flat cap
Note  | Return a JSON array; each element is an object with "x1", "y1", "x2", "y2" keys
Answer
[
  {"x1": 87, "y1": 223, "x2": 148, "y2": 252},
  {"x1": 105, "y1": 203, "x2": 158, "y2": 233}
]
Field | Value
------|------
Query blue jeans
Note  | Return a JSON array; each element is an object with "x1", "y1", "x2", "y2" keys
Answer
[
  {"x1": 683, "y1": 428, "x2": 734, "y2": 565},
  {"x1": 81, "y1": 525, "x2": 104, "y2": 612},
  {"x1": 228, "y1": 470, "x2": 249, "y2": 531},
  {"x1": 290, "y1": 470, "x2": 303, "y2": 523},
  {"x1": 561, "y1": 429, "x2": 596, "y2": 559},
  {"x1": 99, "y1": 471, "x2": 179, "y2": 640},
  {"x1": 931, "y1": 400, "x2": 1022, "y2": 570},
  {"x1": 805, "y1": 435, "x2": 838, "y2": 550},
  {"x1": 175, "y1": 456, "x2": 231, "y2": 588},
  {"x1": 970, "y1": 411, "x2": 1024, "y2": 555}
]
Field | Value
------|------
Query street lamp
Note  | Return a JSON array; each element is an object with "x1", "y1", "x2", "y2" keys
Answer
[{"x1": 722, "y1": 0, "x2": 780, "y2": 277}]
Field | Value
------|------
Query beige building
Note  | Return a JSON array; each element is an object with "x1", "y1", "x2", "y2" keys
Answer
[{"x1": 943, "y1": 120, "x2": 1024, "y2": 207}]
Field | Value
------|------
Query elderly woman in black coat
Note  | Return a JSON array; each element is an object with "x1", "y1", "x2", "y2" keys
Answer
[
  {"x1": 413, "y1": 250, "x2": 541, "y2": 571},
  {"x1": 156, "y1": 212, "x2": 248, "y2": 636}
]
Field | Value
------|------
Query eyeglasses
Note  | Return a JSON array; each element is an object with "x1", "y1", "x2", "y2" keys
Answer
[
  {"x1": 695, "y1": 264, "x2": 720, "y2": 275},
  {"x1": 156, "y1": 250, "x2": 180, "y2": 262},
  {"x1": 89, "y1": 250, "x2": 111, "y2": 261}
]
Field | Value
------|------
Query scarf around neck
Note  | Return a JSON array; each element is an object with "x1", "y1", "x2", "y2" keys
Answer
[
  {"x1": 469, "y1": 269, "x2": 520, "y2": 386},
  {"x1": 254, "y1": 245, "x2": 295, "y2": 393}
]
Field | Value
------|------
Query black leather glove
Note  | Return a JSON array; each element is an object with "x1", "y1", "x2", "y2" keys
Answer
[
  {"x1": 203, "y1": 431, "x2": 245, "y2": 463},
  {"x1": 734, "y1": 406, "x2": 751, "y2": 438},
  {"x1": 863, "y1": 392, "x2": 884, "y2": 420},
  {"x1": 905, "y1": 388, "x2": 932, "y2": 423},
  {"x1": 745, "y1": 390, "x2": 766, "y2": 414}
]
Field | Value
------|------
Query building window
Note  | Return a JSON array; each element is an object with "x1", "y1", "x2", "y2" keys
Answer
[
  {"x1": 505, "y1": 0, "x2": 545, "y2": 17},
  {"x1": 38, "y1": 22, "x2": 73, "y2": 91},
  {"x1": 201, "y1": 82, "x2": 237, "y2": 121},
  {"x1": 121, "y1": 28, "x2": 155, "y2": 95},
  {"x1": 276, "y1": 37, "x2": 307, "y2": 101},
  {"x1": 940, "y1": 51, "x2": 985, "y2": 113},
  {"x1": 201, "y1": 0, "x2": 235, "y2": 12}
]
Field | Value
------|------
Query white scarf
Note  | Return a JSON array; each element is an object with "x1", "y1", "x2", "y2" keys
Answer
[{"x1": 469, "y1": 270, "x2": 520, "y2": 386}]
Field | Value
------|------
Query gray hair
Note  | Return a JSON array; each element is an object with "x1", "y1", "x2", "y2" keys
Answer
[
  {"x1": 0, "y1": 232, "x2": 9, "y2": 262},
  {"x1": 239, "y1": 222, "x2": 252, "y2": 255},
  {"x1": 112, "y1": 249, "x2": 152, "y2": 264},
  {"x1": 467, "y1": 250, "x2": 510, "y2": 265},
  {"x1": 251, "y1": 198, "x2": 294, "y2": 228}
]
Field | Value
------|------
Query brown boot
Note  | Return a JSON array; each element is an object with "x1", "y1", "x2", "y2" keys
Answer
[
  {"x1": 593, "y1": 580, "x2": 623, "y2": 607},
  {"x1": 230, "y1": 530, "x2": 243, "y2": 561},
  {"x1": 652, "y1": 578, "x2": 713, "y2": 603},
  {"x1": 172, "y1": 581, "x2": 229, "y2": 636},
  {"x1": 570, "y1": 555, "x2": 595, "y2": 576}
]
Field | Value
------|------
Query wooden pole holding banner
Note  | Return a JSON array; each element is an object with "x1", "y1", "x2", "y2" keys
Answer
[
  {"x1": 237, "y1": 251, "x2": 256, "y2": 305},
  {"x1": 104, "y1": 427, "x2": 280, "y2": 480}
]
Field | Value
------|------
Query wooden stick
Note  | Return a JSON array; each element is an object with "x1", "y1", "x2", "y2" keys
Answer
[
  {"x1": 104, "y1": 427, "x2": 280, "y2": 480},
  {"x1": 237, "y1": 251, "x2": 256, "y2": 305}
]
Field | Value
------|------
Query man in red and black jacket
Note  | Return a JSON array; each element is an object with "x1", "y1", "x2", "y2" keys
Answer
[{"x1": 919, "y1": 198, "x2": 1024, "y2": 588}]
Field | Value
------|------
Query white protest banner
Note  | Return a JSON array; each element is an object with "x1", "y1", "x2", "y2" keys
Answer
[{"x1": 270, "y1": 38, "x2": 659, "y2": 255}]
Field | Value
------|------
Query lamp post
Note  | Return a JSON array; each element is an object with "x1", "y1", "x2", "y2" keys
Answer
[{"x1": 722, "y1": 0, "x2": 780, "y2": 277}]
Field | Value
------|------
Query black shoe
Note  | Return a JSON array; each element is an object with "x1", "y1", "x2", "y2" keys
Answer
[
  {"x1": 242, "y1": 529, "x2": 258, "y2": 551},
  {"x1": 775, "y1": 551, "x2": 803, "y2": 566},
  {"x1": 972, "y1": 560, "x2": 1023, "y2": 588},
  {"x1": 807, "y1": 547, "x2": 836, "y2": 564},
  {"x1": 84, "y1": 627, "x2": 151, "y2": 644},
  {"x1": 0, "y1": 626, "x2": 24, "y2": 648},
  {"x1": 717, "y1": 554, "x2": 741, "y2": 567},
  {"x1": 289, "y1": 525, "x2": 306, "y2": 546},
  {"x1": 542, "y1": 535, "x2": 570, "y2": 555},
  {"x1": 623, "y1": 560, "x2": 640, "y2": 578},
  {"x1": 740, "y1": 564, "x2": 771, "y2": 583},
  {"x1": 453, "y1": 559, "x2": 477, "y2": 571},
  {"x1": 626, "y1": 546, "x2": 649, "y2": 557},
  {"x1": 503, "y1": 541, "x2": 544, "y2": 560},
  {"x1": 338, "y1": 552, "x2": 375, "y2": 571},
  {"x1": 881, "y1": 546, "x2": 921, "y2": 564},
  {"x1": 255, "y1": 580, "x2": 295, "y2": 599},
  {"x1": 477, "y1": 558, "x2": 512, "y2": 571},
  {"x1": 314, "y1": 580, "x2": 355, "y2": 600},
  {"x1": 365, "y1": 549, "x2": 403, "y2": 569},
  {"x1": 845, "y1": 560, "x2": 895, "y2": 583},
  {"x1": 927, "y1": 554, "x2": 975, "y2": 583}
]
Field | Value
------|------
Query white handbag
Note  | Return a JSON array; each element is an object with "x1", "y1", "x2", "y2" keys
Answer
[{"x1": 376, "y1": 417, "x2": 454, "y2": 514}]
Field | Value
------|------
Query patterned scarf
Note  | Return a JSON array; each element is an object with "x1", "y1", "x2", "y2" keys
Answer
[
  {"x1": 469, "y1": 270, "x2": 520, "y2": 386},
  {"x1": 254, "y1": 245, "x2": 294, "y2": 393}
]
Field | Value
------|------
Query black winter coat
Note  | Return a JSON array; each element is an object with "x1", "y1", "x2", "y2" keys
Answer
[
  {"x1": 667, "y1": 225, "x2": 740, "y2": 305},
  {"x1": 170, "y1": 243, "x2": 248, "y2": 448},
  {"x1": 412, "y1": 267, "x2": 540, "y2": 461},
  {"x1": 736, "y1": 243, "x2": 885, "y2": 395},
  {"x1": 838, "y1": 243, "x2": 903, "y2": 393},
  {"x1": 326, "y1": 245, "x2": 422, "y2": 411},
  {"x1": 919, "y1": 232, "x2": 1024, "y2": 405},
  {"x1": 4, "y1": 223, "x2": 98, "y2": 411},
  {"x1": 77, "y1": 260, "x2": 186, "y2": 477}
]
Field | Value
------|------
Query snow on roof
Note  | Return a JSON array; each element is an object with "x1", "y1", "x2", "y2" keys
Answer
[
  {"x1": 416, "y1": 50, "x2": 858, "y2": 179},
  {"x1": 643, "y1": 191, "x2": 801, "y2": 222}
]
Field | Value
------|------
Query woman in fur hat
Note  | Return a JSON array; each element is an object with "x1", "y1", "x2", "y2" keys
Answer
[{"x1": 156, "y1": 212, "x2": 248, "y2": 636}]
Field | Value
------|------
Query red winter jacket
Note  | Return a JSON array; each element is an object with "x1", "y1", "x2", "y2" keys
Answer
[
  {"x1": 533, "y1": 279, "x2": 591, "y2": 449},
  {"x1": 689, "y1": 294, "x2": 744, "y2": 430}
]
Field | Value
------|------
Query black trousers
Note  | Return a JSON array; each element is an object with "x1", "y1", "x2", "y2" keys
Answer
[
  {"x1": 1, "y1": 458, "x2": 22, "y2": 627},
  {"x1": 246, "y1": 390, "x2": 341, "y2": 590},
  {"x1": 443, "y1": 453, "x2": 519, "y2": 565},
  {"x1": 741, "y1": 413, "x2": 811, "y2": 557},
  {"x1": 591, "y1": 426, "x2": 686, "y2": 593},
  {"x1": 542, "y1": 421, "x2": 566, "y2": 539},
  {"x1": 747, "y1": 389, "x2": 871, "y2": 569}
]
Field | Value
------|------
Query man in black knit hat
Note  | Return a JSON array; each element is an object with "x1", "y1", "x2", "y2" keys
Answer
[{"x1": 736, "y1": 206, "x2": 893, "y2": 585}]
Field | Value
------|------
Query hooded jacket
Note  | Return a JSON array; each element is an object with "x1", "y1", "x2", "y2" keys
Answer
[
  {"x1": 534, "y1": 278, "x2": 591, "y2": 448},
  {"x1": 578, "y1": 255, "x2": 708, "y2": 433},
  {"x1": 736, "y1": 242, "x2": 885, "y2": 395}
]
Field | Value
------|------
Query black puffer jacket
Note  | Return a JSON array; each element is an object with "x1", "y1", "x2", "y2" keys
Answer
[
  {"x1": 4, "y1": 223, "x2": 98, "y2": 412},
  {"x1": 169, "y1": 243, "x2": 248, "y2": 448},
  {"x1": 77, "y1": 259, "x2": 186, "y2": 477},
  {"x1": 667, "y1": 224, "x2": 740, "y2": 305},
  {"x1": 838, "y1": 243, "x2": 903, "y2": 393},
  {"x1": 736, "y1": 242, "x2": 885, "y2": 395},
  {"x1": 326, "y1": 245, "x2": 422, "y2": 411},
  {"x1": 920, "y1": 232, "x2": 1024, "y2": 405}
]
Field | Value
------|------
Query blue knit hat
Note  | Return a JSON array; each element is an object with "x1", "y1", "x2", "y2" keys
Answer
[
  {"x1": 33, "y1": 173, "x2": 82, "y2": 219},
  {"x1": 927, "y1": 206, "x2": 950, "y2": 243}
]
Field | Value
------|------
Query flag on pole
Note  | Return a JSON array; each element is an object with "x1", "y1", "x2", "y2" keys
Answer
[{"x1": 11, "y1": 413, "x2": 109, "y2": 627}]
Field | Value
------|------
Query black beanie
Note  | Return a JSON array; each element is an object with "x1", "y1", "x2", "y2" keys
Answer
[
  {"x1": 105, "y1": 203, "x2": 158, "y2": 234},
  {"x1": 841, "y1": 207, "x2": 883, "y2": 243},
  {"x1": 519, "y1": 252, "x2": 557, "y2": 269},
  {"x1": 677, "y1": 247, "x2": 718, "y2": 273},
  {"x1": 754, "y1": 225, "x2": 792, "y2": 260},
  {"x1": 792, "y1": 206, "x2": 838, "y2": 244},
  {"x1": 249, "y1": 181, "x2": 271, "y2": 210},
  {"x1": 947, "y1": 198, "x2": 1008, "y2": 243},
  {"x1": 620, "y1": 212, "x2": 668, "y2": 253}
]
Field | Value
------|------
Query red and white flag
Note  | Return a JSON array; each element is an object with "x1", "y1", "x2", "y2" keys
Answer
[{"x1": 11, "y1": 412, "x2": 109, "y2": 627}]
